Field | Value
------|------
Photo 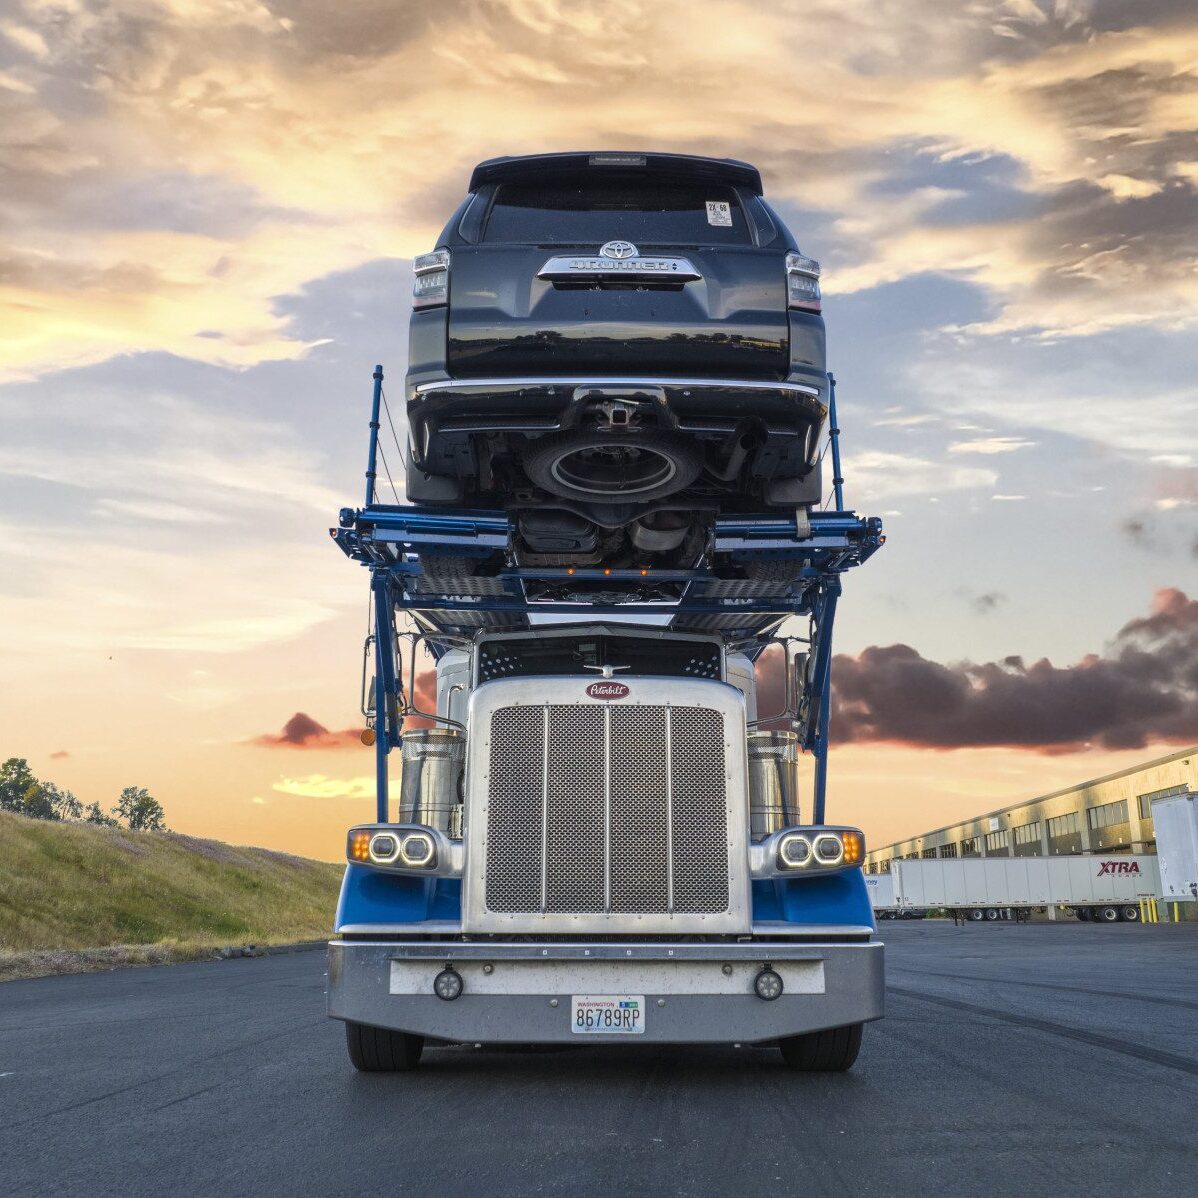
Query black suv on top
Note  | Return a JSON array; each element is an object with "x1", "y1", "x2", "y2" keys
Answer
[{"x1": 404, "y1": 151, "x2": 827, "y2": 573}]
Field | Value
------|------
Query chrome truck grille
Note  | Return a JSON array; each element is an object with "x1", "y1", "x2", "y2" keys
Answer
[{"x1": 464, "y1": 681, "x2": 751, "y2": 934}]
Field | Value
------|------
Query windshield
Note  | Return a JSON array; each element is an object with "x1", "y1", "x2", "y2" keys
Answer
[
  {"x1": 478, "y1": 634, "x2": 721, "y2": 683},
  {"x1": 482, "y1": 177, "x2": 751, "y2": 246}
]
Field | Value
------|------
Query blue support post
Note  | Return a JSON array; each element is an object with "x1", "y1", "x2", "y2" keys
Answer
[
  {"x1": 827, "y1": 372, "x2": 845, "y2": 513},
  {"x1": 808, "y1": 583, "x2": 840, "y2": 825},
  {"x1": 365, "y1": 365, "x2": 384, "y2": 507},
  {"x1": 371, "y1": 569, "x2": 399, "y2": 823}
]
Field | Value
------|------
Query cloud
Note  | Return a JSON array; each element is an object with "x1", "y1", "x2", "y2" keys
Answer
[
  {"x1": 253, "y1": 712, "x2": 364, "y2": 750},
  {"x1": 821, "y1": 588, "x2": 1198, "y2": 752},
  {"x1": 272, "y1": 774, "x2": 375, "y2": 799},
  {"x1": 847, "y1": 450, "x2": 997, "y2": 502},
  {"x1": 947, "y1": 437, "x2": 1035, "y2": 455},
  {"x1": 1, "y1": 1, "x2": 1197, "y2": 378},
  {"x1": 49, "y1": 749, "x2": 69, "y2": 760},
  {"x1": 968, "y1": 591, "x2": 1007, "y2": 614}
]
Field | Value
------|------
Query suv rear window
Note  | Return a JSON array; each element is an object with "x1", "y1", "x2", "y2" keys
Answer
[{"x1": 482, "y1": 176, "x2": 751, "y2": 246}]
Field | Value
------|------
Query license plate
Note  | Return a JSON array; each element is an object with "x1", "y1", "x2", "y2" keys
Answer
[{"x1": 570, "y1": 994, "x2": 645, "y2": 1035}]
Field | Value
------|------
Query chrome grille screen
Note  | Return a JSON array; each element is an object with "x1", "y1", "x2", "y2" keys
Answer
[{"x1": 484, "y1": 703, "x2": 729, "y2": 916}]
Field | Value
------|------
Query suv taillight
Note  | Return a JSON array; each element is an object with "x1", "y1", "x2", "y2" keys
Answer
[
  {"x1": 785, "y1": 252, "x2": 821, "y2": 313},
  {"x1": 413, "y1": 249, "x2": 450, "y2": 309}
]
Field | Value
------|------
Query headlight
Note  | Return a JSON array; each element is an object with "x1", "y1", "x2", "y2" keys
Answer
[
  {"x1": 346, "y1": 825, "x2": 440, "y2": 872},
  {"x1": 398, "y1": 831, "x2": 435, "y2": 868},
  {"x1": 368, "y1": 832, "x2": 400, "y2": 865},
  {"x1": 813, "y1": 833, "x2": 844, "y2": 866},
  {"x1": 770, "y1": 827, "x2": 864, "y2": 875},
  {"x1": 779, "y1": 833, "x2": 812, "y2": 868}
]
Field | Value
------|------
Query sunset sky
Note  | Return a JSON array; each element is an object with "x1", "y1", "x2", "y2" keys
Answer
[{"x1": 2, "y1": 0, "x2": 1196, "y2": 861}]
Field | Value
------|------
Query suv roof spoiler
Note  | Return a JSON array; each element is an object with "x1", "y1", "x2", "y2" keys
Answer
[{"x1": 469, "y1": 151, "x2": 763, "y2": 195}]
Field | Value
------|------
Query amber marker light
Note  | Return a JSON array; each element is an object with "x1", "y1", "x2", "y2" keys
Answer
[
  {"x1": 842, "y1": 831, "x2": 863, "y2": 865},
  {"x1": 348, "y1": 831, "x2": 371, "y2": 862},
  {"x1": 360, "y1": 728, "x2": 376, "y2": 746}
]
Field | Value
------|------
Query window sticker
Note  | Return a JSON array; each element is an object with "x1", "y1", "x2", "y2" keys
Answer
[{"x1": 705, "y1": 200, "x2": 732, "y2": 226}]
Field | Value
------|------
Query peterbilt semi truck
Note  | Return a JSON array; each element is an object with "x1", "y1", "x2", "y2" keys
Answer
[{"x1": 327, "y1": 620, "x2": 882, "y2": 1071}]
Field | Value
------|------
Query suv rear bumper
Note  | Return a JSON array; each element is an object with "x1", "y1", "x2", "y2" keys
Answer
[
  {"x1": 327, "y1": 938, "x2": 883, "y2": 1044},
  {"x1": 407, "y1": 374, "x2": 826, "y2": 465}
]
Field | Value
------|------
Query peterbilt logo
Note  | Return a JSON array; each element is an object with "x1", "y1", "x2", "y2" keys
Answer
[
  {"x1": 586, "y1": 681, "x2": 630, "y2": 700},
  {"x1": 600, "y1": 240, "x2": 638, "y2": 259},
  {"x1": 1098, "y1": 860, "x2": 1140, "y2": 876}
]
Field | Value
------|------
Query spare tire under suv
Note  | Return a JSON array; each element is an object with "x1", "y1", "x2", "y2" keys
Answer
[{"x1": 403, "y1": 151, "x2": 828, "y2": 572}]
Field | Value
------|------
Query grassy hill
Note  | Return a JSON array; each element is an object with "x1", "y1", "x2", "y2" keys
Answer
[{"x1": 0, "y1": 809, "x2": 344, "y2": 980}]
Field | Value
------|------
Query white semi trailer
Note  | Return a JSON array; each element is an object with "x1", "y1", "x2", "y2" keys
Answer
[
  {"x1": 874, "y1": 855, "x2": 1160, "y2": 923},
  {"x1": 1152, "y1": 793, "x2": 1198, "y2": 904}
]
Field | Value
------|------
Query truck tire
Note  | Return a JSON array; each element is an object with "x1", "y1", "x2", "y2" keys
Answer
[
  {"x1": 345, "y1": 1021, "x2": 424, "y2": 1072},
  {"x1": 1096, "y1": 905, "x2": 1121, "y2": 923},
  {"x1": 1120, "y1": 905, "x2": 1140, "y2": 922},
  {"x1": 984, "y1": 908, "x2": 1000, "y2": 921},
  {"x1": 523, "y1": 428, "x2": 704, "y2": 502},
  {"x1": 779, "y1": 1023, "x2": 863, "y2": 1072},
  {"x1": 1075, "y1": 908, "x2": 1090, "y2": 921},
  {"x1": 967, "y1": 908, "x2": 984, "y2": 922}
]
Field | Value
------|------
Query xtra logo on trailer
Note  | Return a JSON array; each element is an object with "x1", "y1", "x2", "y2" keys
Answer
[
  {"x1": 586, "y1": 682, "x2": 630, "y2": 700},
  {"x1": 1098, "y1": 861, "x2": 1141, "y2": 876}
]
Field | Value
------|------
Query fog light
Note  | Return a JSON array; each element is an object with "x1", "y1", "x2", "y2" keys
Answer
[
  {"x1": 754, "y1": 968, "x2": 784, "y2": 1001},
  {"x1": 434, "y1": 968, "x2": 463, "y2": 1001},
  {"x1": 813, "y1": 833, "x2": 844, "y2": 866}
]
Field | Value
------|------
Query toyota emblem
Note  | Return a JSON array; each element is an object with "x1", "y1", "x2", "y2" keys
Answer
[{"x1": 599, "y1": 240, "x2": 639, "y2": 260}]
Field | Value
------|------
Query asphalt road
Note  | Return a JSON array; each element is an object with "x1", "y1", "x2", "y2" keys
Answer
[{"x1": 2, "y1": 922, "x2": 1196, "y2": 1197}]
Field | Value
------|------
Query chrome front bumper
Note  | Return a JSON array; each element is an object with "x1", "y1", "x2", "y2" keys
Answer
[{"x1": 327, "y1": 938, "x2": 884, "y2": 1044}]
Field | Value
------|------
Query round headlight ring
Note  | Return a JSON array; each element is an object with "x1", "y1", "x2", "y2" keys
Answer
[
  {"x1": 813, "y1": 833, "x2": 844, "y2": 866},
  {"x1": 779, "y1": 833, "x2": 812, "y2": 869},
  {"x1": 368, "y1": 833, "x2": 400, "y2": 864},
  {"x1": 400, "y1": 831, "x2": 435, "y2": 868}
]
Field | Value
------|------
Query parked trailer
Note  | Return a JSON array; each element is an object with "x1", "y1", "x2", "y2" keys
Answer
[
  {"x1": 887, "y1": 855, "x2": 1160, "y2": 923},
  {"x1": 1152, "y1": 793, "x2": 1198, "y2": 904},
  {"x1": 864, "y1": 873, "x2": 924, "y2": 919}
]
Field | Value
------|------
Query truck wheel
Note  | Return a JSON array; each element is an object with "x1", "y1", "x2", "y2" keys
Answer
[
  {"x1": 967, "y1": 908, "x2": 984, "y2": 922},
  {"x1": 984, "y1": 908, "x2": 1000, "y2": 921},
  {"x1": 1120, "y1": 905, "x2": 1140, "y2": 922},
  {"x1": 344, "y1": 1021, "x2": 424, "y2": 1072},
  {"x1": 779, "y1": 1023, "x2": 863, "y2": 1072},
  {"x1": 1096, "y1": 905, "x2": 1121, "y2": 923},
  {"x1": 1075, "y1": 908, "x2": 1090, "y2": 921}
]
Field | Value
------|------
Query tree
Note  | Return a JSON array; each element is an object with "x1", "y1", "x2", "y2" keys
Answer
[
  {"x1": 0, "y1": 758, "x2": 59, "y2": 820},
  {"x1": 43, "y1": 783, "x2": 83, "y2": 822},
  {"x1": 113, "y1": 786, "x2": 167, "y2": 832},
  {"x1": 0, "y1": 758, "x2": 40, "y2": 814},
  {"x1": 84, "y1": 801, "x2": 118, "y2": 827}
]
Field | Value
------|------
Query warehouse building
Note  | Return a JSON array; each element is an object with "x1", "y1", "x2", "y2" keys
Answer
[{"x1": 865, "y1": 745, "x2": 1197, "y2": 874}]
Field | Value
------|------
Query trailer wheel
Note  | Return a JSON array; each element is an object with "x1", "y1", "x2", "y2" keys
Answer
[
  {"x1": 1075, "y1": 908, "x2": 1090, "y2": 921},
  {"x1": 967, "y1": 908, "x2": 984, "y2": 922},
  {"x1": 1096, "y1": 905, "x2": 1121, "y2": 923},
  {"x1": 344, "y1": 1021, "x2": 424, "y2": 1072},
  {"x1": 779, "y1": 1023, "x2": 863, "y2": 1072},
  {"x1": 1120, "y1": 905, "x2": 1140, "y2": 922},
  {"x1": 984, "y1": 908, "x2": 1000, "y2": 921}
]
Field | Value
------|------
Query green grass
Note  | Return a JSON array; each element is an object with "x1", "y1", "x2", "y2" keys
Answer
[{"x1": 0, "y1": 809, "x2": 344, "y2": 976}]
